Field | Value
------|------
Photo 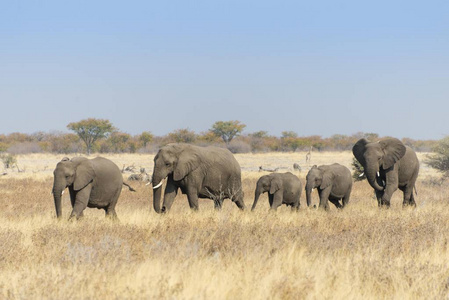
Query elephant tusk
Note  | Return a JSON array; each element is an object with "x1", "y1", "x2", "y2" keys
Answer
[
  {"x1": 62, "y1": 190, "x2": 65, "y2": 195},
  {"x1": 359, "y1": 172, "x2": 364, "y2": 177},
  {"x1": 153, "y1": 180, "x2": 164, "y2": 189},
  {"x1": 377, "y1": 172, "x2": 380, "y2": 177},
  {"x1": 145, "y1": 182, "x2": 151, "y2": 186}
]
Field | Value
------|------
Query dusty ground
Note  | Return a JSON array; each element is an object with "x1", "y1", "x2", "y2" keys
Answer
[{"x1": 0, "y1": 151, "x2": 448, "y2": 299}]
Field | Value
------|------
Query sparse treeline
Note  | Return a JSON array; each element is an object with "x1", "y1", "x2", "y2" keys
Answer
[{"x1": 0, "y1": 118, "x2": 437, "y2": 155}]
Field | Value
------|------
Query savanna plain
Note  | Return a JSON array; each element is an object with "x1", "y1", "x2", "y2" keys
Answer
[{"x1": 1, "y1": 151, "x2": 449, "y2": 299}]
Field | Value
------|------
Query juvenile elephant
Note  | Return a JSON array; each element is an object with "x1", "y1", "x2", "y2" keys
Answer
[
  {"x1": 151, "y1": 143, "x2": 245, "y2": 213},
  {"x1": 52, "y1": 157, "x2": 135, "y2": 220},
  {"x1": 305, "y1": 163, "x2": 352, "y2": 210},
  {"x1": 251, "y1": 172, "x2": 302, "y2": 211},
  {"x1": 352, "y1": 138, "x2": 419, "y2": 207}
]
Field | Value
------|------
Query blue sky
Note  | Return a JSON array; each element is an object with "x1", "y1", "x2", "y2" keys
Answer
[{"x1": 1, "y1": 1, "x2": 448, "y2": 139}]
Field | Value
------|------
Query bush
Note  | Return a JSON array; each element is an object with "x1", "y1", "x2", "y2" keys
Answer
[
  {"x1": 7, "y1": 142, "x2": 43, "y2": 154},
  {"x1": 227, "y1": 140, "x2": 251, "y2": 154},
  {"x1": 425, "y1": 136, "x2": 449, "y2": 178},
  {"x1": 0, "y1": 153, "x2": 17, "y2": 169}
]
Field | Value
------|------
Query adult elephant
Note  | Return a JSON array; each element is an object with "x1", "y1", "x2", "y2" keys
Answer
[
  {"x1": 52, "y1": 157, "x2": 135, "y2": 220},
  {"x1": 305, "y1": 164, "x2": 352, "y2": 210},
  {"x1": 251, "y1": 172, "x2": 302, "y2": 211},
  {"x1": 352, "y1": 138, "x2": 419, "y2": 207},
  {"x1": 151, "y1": 143, "x2": 245, "y2": 213}
]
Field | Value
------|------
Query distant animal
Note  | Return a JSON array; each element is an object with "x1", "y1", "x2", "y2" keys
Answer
[
  {"x1": 305, "y1": 147, "x2": 312, "y2": 163},
  {"x1": 259, "y1": 166, "x2": 279, "y2": 172},
  {"x1": 305, "y1": 163, "x2": 352, "y2": 210},
  {"x1": 128, "y1": 168, "x2": 151, "y2": 182},
  {"x1": 151, "y1": 143, "x2": 245, "y2": 213},
  {"x1": 352, "y1": 138, "x2": 419, "y2": 208},
  {"x1": 252, "y1": 172, "x2": 302, "y2": 211},
  {"x1": 52, "y1": 157, "x2": 135, "y2": 220},
  {"x1": 293, "y1": 163, "x2": 301, "y2": 172}
]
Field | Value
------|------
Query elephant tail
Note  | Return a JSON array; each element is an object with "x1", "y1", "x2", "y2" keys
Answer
[
  {"x1": 123, "y1": 182, "x2": 136, "y2": 192},
  {"x1": 414, "y1": 185, "x2": 418, "y2": 196}
]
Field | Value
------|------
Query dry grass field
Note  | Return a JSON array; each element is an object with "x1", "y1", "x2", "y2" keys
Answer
[{"x1": 1, "y1": 151, "x2": 448, "y2": 299}]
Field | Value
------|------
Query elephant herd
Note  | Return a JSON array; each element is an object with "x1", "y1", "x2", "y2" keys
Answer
[{"x1": 52, "y1": 137, "x2": 420, "y2": 220}]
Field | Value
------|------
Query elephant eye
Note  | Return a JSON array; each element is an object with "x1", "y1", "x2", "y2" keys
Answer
[{"x1": 165, "y1": 162, "x2": 171, "y2": 167}]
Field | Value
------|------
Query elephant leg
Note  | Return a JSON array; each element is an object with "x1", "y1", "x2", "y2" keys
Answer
[
  {"x1": 318, "y1": 188, "x2": 331, "y2": 211},
  {"x1": 270, "y1": 192, "x2": 283, "y2": 211},
  {"x1": 329, "y1": 198, "x2": 343, "y2": 209},
  {"x1": 291, "y1": 200, "x2": 300, "y2": 212},
  {"x1": 268, "y1": 194, "x2": 274, "y2": 208},
  {"x1": 402, "y1": 185, "x2": 416, "y2": 208},
  {"x1": 105, "y1": 188, "x2": 121, "y2": 220},
  {"x1": 381, "y1": 184, "x2": 398, "y2": 208},
  {"x1": 69, "y1": 189, "x2": 83, "y2": 217},
  {"x1": 106, "y1": 206, "x2": 118, "y2": 220},
  {"x1": 342, "y1": 188, "x2": 351, "y2": 208},
  {"x1": 186, "y1": 189, "x2": 199, "y2": 211},
  {"x1": 409, "y1": 189, "x2": 417, "y2": 207},
  {"x1": 69, "y1": 185, "x2": 91, "y2": 220}
]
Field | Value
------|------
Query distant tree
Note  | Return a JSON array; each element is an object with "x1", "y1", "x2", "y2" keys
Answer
[
  {"x1": 281, "y1": 131, "x2": 298, "y2": 138},
  {"x1": 67, "y1": 118, "x2": 115, "y2": 154},
  {"x1": 197, "y1": 131, "x2": 222, "y2": 144},
  {"x1": 249, "y1": 131, "x2": 270, "y2": 152},
  {"x1": 168, "y1": 128, "x2": 197, "y2": 143},
  {"x1": 281, "y1": 131, "x2": 300, "y2": 151},
  {"x1": 48, "y1": 133, "x2": 82, "y2": 154},
  {"x1": 364, "y1": 133, "x2": 379, "y2": 141},
  {"x1": 108, "y1": 132, "x2": 131, "y2": 153},
  {"x1": 425, "y1": 136, "x2": 449, "y2": 178},
  {"x1": 250, "y1": 131, "x2": 269, "y2": 138},
  {"x1": 210, "y1": 120, "x2": 246, "y2": 146},
  {"x1": 139, "y1": 131, "x2": 154, "y2": 147}
]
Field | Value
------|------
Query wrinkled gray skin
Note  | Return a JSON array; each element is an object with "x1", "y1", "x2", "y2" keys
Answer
[
  {"x1": 352, "y1": 138, "x2": 419, "y2": 208},
  {"x1": 52, "y1": 157, "x2": 128, "y2": 220},
  {"x1": 152, "y1": 143, "x2": 245, "y2": 213},
  {"x1": 305, "y1": 163, "x2": 352, "y2": 210},
  {"x1": 251, "y1": 172, "x2": 302, "y2": 211}
]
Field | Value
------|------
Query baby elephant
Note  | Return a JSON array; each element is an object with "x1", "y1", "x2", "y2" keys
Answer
[
  {"x1": 305, "y1": 163, "x2": 352, "y2": 210},
  {"x1": 52, "y1": 157, "x2": 134, "y2": 220},
  {"x1": 252, "y1": 172, "x2": 303, "y2": 211}
]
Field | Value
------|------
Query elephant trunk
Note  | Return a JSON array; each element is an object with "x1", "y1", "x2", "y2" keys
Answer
[
  {"x1": 152, "y1": 185, "x2": 162, "y2": 213},
  {"x1": 152, "y1": 174, "x2": 165, "y2": 213},
  {"x1": 305, "y1": 183, "x2": 314, "y2": 207},
  {"x1": 366, "y1": 167, "x2": 384, "y2": 192},
  {"x1": 305, "y1": 188, "x2": 312, "y2": 207},
  {"x1": 52, "y1": 181, "x2": 65, "y2": 218},
  {"x1": 251, "y1": 189, "x2": 262, "y2": 211}
]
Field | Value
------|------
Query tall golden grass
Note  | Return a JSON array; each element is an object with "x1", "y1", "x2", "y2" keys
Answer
[{"x1": 0, "y1": 151, "x2": 448, "y2": 299}]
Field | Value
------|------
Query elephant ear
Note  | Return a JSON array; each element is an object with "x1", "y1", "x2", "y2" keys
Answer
[
  {"x1": 73, "y1": 160, "x2": 95, "y2": 191},
  {"x1": 269, "y1": 177, "x2": 282, "y2": 194},
  {"x1": 320, "y1": 167, "x2": 334, "y2": 189},
  {"x1": 173, "y1": 151, "x2": 200, "y2": 181},
  {"x1": 352, "y1": 138, "x2": 368, "y2": 167},
  {"x1": 379, "y1": 138, "x2": 406, "y2": 170}
]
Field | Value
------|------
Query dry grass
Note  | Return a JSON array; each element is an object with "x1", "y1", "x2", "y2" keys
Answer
[{"x1": 0, "y1": 152, "x2": 448, "y2": 299}]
